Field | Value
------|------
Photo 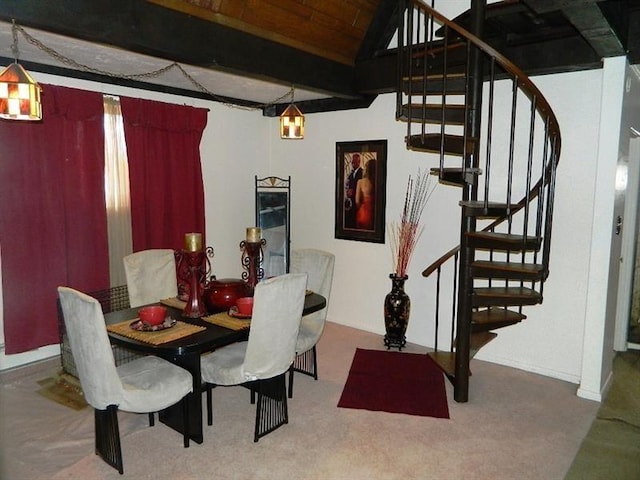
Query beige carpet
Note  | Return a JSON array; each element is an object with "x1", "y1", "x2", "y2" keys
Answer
[{"x1": 1, "y1": 322, "x2": 599, "y2": 479}]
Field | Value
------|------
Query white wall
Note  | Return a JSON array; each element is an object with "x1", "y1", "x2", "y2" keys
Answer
[
  {"x1": 576, "y1": 57, "x2": 634, "y2": 400},
  {"x1": 269, "y1": 68, "x2": 609, "y2": 387},
  {"x1": 269, "y1": 94, "x2": 462, "y2": 346},
  {"x1": 0, "y1": 56, "x2": 625, "y2": 399}
]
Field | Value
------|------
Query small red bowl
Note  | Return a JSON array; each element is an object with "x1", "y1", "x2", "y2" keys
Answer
[
  {"x1": 138, "y1": 306, "x2": 168, "y2": 326},
  {"x1": 236, "y1": 297, "x2": 254, "y2": 316}
]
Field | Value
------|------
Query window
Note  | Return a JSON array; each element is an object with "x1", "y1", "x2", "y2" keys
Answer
[{"x1": 103, "y1": 95, "x2": 133, "y2": 286}]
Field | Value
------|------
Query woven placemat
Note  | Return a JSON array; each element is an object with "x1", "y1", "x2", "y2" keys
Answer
[
  {"x1": 107, "y1": 318, "x2": 206, "y2": 345},
  {"x1": 160, "y1": 297, "x2": 187, "y2": 309},
  {"x1": 202, "y1": 312, "x2": 251, "y2": 331}
]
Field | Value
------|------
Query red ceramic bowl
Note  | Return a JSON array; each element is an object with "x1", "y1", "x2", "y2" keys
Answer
[
  {"x1": 236, "y1": 297, "x2": 254, "y2": 316},
  {"x1": 138, "y1": 306, "x2": 167, "y2": 326}
]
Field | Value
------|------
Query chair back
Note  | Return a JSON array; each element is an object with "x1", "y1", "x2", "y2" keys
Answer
[
  {"x1": 57, "y1": 287, "x2": 124, "y2": 410},
  {"x1": 290, "y1": 249, "x2": 335, "y2": 320},
  {"x1": 243, "y1": 273, "x2": 307, "y2": 380},
  {"x1": 123, "y1": 249, "x2": 177, "y2": 307}
]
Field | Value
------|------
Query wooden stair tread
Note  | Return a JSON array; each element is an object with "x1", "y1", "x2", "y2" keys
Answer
[
  {"x1": 401, "y1": 73, "x2": 467, "y2": 95},
  {"x1": 405, "y1": 72, "x2": 467, "y2": 81},
  {"x1": 472, "y1": 307, "x2": 526, "y2": 331},
  {"x1": 428, "y1": 351, "x2": 455, "y2": 378},
  {"x1": 427, "y1": 331, "x2": 497, "y2": 379},
  {"x1": 471, "y1": 260, "x2": 545, "y2": 279},
  {"x1": 431, "y1": 167, "x2": 482, "y2": 174},
  {"x1": 399, "y1": 104, "x2": 466, "y2": 125},
  {"x1": 406, "y1": 133, "x2": 477, "y2": 156},
  {"x1": 472, "y1": 286, "x2": 542, "y2": 307},
  {"x1": 467, "y1": 232, "x2": 542, "y2": 252},
  {"x1": 471, "y1": 331, "x2": 498, "y2": 353},
  {"x1": 459, "y1": 201, "x2": 519, "y2": 219},
  {"x1": 430, "y1": 167, "x2": 482, "y2": 187}
]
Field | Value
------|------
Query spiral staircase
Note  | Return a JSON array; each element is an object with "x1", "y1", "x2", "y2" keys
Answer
[{"x1": 397, "y1": 1, "x2": 562, "y2": 402}]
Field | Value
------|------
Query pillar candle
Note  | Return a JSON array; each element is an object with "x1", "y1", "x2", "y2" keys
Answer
[
  {"x1": 246, "y1": 227, "x2": 262, "y2": 243},
  {"x1": 185, "y1": 232, "x2": 203, "y2": 251}
]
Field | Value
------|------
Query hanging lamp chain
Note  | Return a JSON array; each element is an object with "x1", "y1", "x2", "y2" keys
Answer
[
  {"x1": 11, "y1": 19, "x2": 19, "y2": 63},
  {"x1": 10, "y1": 21, "x2": 296, "y2": 111}
]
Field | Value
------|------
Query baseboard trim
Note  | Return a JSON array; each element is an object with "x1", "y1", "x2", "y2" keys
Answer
[
  {"x1": 577, "y1": 368, "x2": 613, "y2": 402},
  {"x1": 0, "y1": 344, "x2": 60, "y2": 372},
  {"x1": 473, "y1": 351, "x2": 582, "y2": 385}
]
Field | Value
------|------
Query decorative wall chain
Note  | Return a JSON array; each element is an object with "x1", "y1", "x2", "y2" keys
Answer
[{"x1": 12, "y1": 22, "x2": 294, "y2": 111}]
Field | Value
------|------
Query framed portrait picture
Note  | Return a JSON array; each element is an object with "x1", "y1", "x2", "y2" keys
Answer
[{"x1": 335, "y1": 139, "x2": 387, "y2": 243}]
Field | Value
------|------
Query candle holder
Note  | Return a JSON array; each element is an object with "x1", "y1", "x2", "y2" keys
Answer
[
  {"x1": 240, "y1": 239, "x2": 266, "y2": 293},
  {"x1": 175, "y1": 246, "x2": 214, "y2": 318}
]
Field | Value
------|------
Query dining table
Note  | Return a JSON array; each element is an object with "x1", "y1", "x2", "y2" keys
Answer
[{"x1": 105, "y1": 291, "x2": 326, "y2": 444}]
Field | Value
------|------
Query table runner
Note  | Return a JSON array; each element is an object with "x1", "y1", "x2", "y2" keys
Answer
[
  {"x1": 202, "y1": 312, "x2": 250, "y2": 331},
  {"x1": 160, "y1": 297, "x2": 187, "y2": 309},
  {"x1": 107, "y1": 319, "x2": 206, "y2": 345}
]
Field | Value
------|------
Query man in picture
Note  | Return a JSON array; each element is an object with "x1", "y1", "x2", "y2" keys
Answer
[{"x1": 344, "y1": 153, "x2": 362, "y2": 229}]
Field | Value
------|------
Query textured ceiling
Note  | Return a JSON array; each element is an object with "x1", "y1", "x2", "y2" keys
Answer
[{"x1": 0, "y1": 19, "x2": 330, "y2": 105}]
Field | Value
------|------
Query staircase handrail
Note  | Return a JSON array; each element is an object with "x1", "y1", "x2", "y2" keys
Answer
[{"x1": 417, "y1": 0, "x2": 562, "y2": 279}]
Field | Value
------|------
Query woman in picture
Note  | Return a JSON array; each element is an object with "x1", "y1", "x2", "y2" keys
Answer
[{"x1": 355, "y1": 158, "x2": 376, "y2": 230}]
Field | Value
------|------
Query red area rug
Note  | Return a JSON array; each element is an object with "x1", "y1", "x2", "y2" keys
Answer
[{"x1": 337, "y1": 348, "x2": 450, "y2": 418}]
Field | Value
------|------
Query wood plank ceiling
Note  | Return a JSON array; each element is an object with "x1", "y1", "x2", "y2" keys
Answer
[{"x1": 147, "y1": 0, "x2": 378, "y2": 66}]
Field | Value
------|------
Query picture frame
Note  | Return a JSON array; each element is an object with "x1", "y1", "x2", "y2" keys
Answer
[{"x1": 335, "y1": 139, "x2": 387, "y2": 243}]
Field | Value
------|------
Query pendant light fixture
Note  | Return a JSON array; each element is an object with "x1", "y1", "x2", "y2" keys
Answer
[
  {"x1": 0, "y1": 21, "x2": 42, "y2": 121},
  {"x1": 280, "y1": 86, "x2": 304, "y2": 139}
]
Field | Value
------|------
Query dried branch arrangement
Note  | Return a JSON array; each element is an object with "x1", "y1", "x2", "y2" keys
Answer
[{"x1": 389, "y1": 170, "x2": 436, "y2": 277}]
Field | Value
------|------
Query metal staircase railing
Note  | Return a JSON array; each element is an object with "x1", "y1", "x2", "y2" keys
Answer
[{"x1": 397, "y1": 0, "x2": 561, "y2": 401}]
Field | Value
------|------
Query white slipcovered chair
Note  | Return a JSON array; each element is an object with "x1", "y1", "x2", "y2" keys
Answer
[
  {"x1": 288, "y1": 249, "x2": 335, "y2": 398},
  {"x1": 57, "y1": 286, "x2": 193, "y2": 474},
  {"x1": 201, "y1": 273, "x2": 307, "y2": 442},
  {"x1": 123, "y1": 249, "x2": 177, "y2": 307}
]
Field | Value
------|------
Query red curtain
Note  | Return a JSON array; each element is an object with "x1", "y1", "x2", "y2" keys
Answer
[
  {"x1": 120, "y1": 97, "x2": 207, "y2": 251},
  {"x1": 0, "y1": 85, "x2": 108, "y2": 353}
]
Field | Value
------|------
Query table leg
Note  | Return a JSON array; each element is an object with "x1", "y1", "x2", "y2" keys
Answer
[{"x1": 158, "y1": 352, "x2": 203, "y2": 444}]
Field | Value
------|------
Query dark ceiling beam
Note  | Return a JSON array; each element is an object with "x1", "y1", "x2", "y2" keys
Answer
[
  {"x1": 263, "y1": 95, "x2": 378, "y2": 117},
  {"x1": 496, "y1": 33, "x2": 603, "y2": 74},
  {"x1": 628, "y1": 9, "x2": 640, "y2": 64},
  {"x1": 355, "y1": 23, "x2": 603, "y2": 97},
  {"x1": 0, "y1": 56, "x2": 261, "y2": 107},
  {"x1": 0, "y1": 0, "x2": 361, "y2": 100},
  {"x1": 558, "y1": 4, "x2": 625, "y2": 57},
  {"x1": 356, "y1": 0, "x2": 402, "y2": 61},
  {"x1": 355, "y1": 51, "x2": 397, "y2": 95},
  {"x1": 523, "y1": 0, "x2": 625, "y2": 58},
  {"x1": 598, "y1": 0, "x2": 640, "y2": 64},
  {"x1": 523, "y1": 0, "x2": 603, "y2": 12}
]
